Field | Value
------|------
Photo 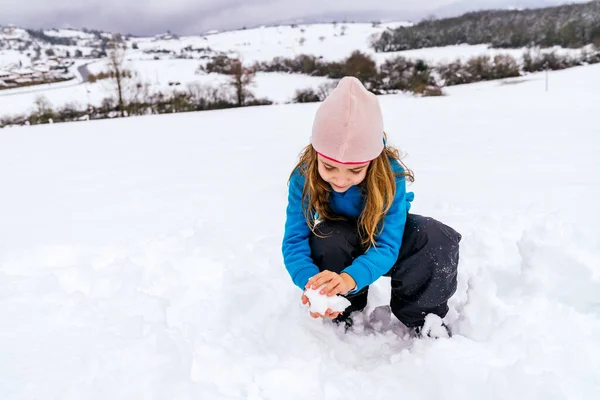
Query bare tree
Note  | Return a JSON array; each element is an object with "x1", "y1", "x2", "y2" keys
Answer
[
  {"x1": 34, "y1": 95, "x2": 53, "y2": 116},
  {"x1": 229, "y1": 60, "x2": 255, "y2": 107},
  {"x1": 33, "y1": 95, "x2": 54, "y2": 123},
  {"x1": 107, "y1": 41, "x2": 128, "y2": 117},
  {"x1": 316, "y1": 81, "x2": 338, "y2": 100}
]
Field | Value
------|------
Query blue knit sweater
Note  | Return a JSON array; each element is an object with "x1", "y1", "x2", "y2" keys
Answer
[{"x1": 282, "y1": 159, "x2": 414, "y2": 293}]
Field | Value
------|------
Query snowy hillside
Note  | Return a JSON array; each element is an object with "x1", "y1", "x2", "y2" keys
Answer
[
  {"x1": 1, "y1": 63, "x2": 599, "y2": 399},
  {"x1": 132, "y1": 22, "x2": 412, "y2": 63},
  {"x1": 1, "y1": 21, "x2": 592, "y2": 120}
]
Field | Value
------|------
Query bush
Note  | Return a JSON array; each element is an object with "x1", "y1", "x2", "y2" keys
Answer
[
  {"x1": 324, "y1": 61, "x2": 345, "y2": 79},
  {"x1": 491, "y1": 54, "x2": 520, "y2": 79},
  {"x1": 464, "y1": 55, "x2": 494, "y2": 81},
  {"x1": 292, "y1": 82, "x2": 339, "y2": 103},
  {"x1": 522, "y1": 50, "x2": 578, "y2": 72},
  {"x1": 421, "y1": 85, "x2": 444, "y2": 96},
  {"x1": 55, "y1": 102, "x2": 85, "y2": 122},
  {"x1": 204, "y1": 54, "x2": 236, "y2": 74},
  {"x1": 437, "y1": 59, "x2": 468, "y2": 86},
  {"x1": 379, "y1": 56, "x2": 414, "y2": 91},
  {"x1": 342, "y1": 51, "x2": 378, "y2": 88},
  {"x1": 293, "y1": 88, "x2": 321, "y2": 103},
  {"x1": 253, "y1": 54, "x2": 325, "y2": 75},
  {"x1": 88, "y1": 70, "x2": 133, "y2": 83}
]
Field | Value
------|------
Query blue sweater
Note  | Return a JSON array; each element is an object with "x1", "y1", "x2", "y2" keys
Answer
[{"x1": 282, "y1": 159, "x2": 414, "y2": 293}]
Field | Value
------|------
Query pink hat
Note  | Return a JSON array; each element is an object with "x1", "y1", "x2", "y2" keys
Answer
[{"x1": 311, "y1": 76, "x2": 384, "y2": 164}]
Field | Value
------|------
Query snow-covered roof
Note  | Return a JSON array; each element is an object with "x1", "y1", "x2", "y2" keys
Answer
[
  {"x1": 13, "y1": 68, "x2": 35, "y2": 75},
  {"x1": 32, "y1": 65, "x2": 50, "y2": 73}
]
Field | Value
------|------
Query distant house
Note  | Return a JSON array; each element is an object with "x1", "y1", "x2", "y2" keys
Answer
[
  {"x1": 32, "y1": 65, "x2": 50, "y2": 74},
  {"x1": 0, "y1": 70, "x2": 18, "y2": 84},
  {"x1": 14, "y1": 68, "x2": 35, "y2": 77},
  {"x1": 153, "y1": 32, "x2": 179, "y2": 41},
  {"x1": 14, "y1": 78, "x2": 34, "y2": 84},
  {"x1": 0, "y1": 25, "x2": 15, "y2": 35}
]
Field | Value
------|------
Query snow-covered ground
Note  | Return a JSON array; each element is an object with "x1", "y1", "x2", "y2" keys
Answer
[
  {"x1": 43, "y1": 28, "x2": 96, "y2": 40},
  {"x1": 1, "y1": 63, "x2": 599, "y2": 399},
  {"x1": 0, "y1": 49, "x2": 32, "y2": 69}
]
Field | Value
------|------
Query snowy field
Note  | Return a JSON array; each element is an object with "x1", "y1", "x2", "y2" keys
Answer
[{"x1": 0, "y1": 63, "x2": 599, "y2": 399}]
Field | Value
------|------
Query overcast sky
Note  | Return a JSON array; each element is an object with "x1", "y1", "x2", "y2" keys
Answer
[{"x1": 0, "y1": 0, "x2": 590, "y2": 36}]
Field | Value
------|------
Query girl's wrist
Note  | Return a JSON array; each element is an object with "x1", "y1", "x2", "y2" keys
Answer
[{"x1": 341, "y1": 272, "x2": 356, "y2": 292}]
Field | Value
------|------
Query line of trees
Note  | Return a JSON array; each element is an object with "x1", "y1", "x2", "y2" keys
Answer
[
  {"x1": 0, "y1": 82, "x2": 273, "y2": 128},
  {"x1": 1, "y1": 44, "x2": 271, "y2": 128},
  {"x1": 371, "y1": 1, "x2": 600, "y2": 52},
  {"x1": 25, "y1": 29, "x2": 78, "y2": 46},
  {"x1": 4, "y1": 36, "x2": 599, "y2": 127},
  {"x1": 290, "y1": 47, "x2": 600, "y2": 102},
  {"x1": 233, "y1": 45, "x2": 600, "y2": 101}
]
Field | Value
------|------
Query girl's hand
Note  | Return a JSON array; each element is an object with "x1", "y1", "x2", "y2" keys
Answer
[
  {"x1": 301, "y1": 292, "x2": 341, "y2": 319},
  {"x1": 305, "y1": 271, "x2": 356, "y2": 297}
]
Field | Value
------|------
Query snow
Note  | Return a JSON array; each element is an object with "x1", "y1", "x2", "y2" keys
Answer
[
  {"x1": 0, "y1": 27, "x2": 29, "y2": 41},
  {"x1": 43, "y1": 29, "x2": 95, "y2": 40},
  {"x1": 0, "y1": 63, "x2": 599, "y2": 399},
  {"x1": 0, "y1": 50, "x2": 31, "y2": 69},
  {"x1": 304, "y1": 287, "x2": 351, "y2": 314}
]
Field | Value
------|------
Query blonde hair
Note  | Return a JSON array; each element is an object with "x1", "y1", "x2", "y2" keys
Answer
[{"x1": 289, "y1": 135, "x2": 414, "y2": 250}]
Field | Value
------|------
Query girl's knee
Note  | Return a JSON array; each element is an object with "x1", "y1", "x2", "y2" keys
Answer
[{"x1": 412, "y1": 215, "x2": 461, "y2": 249}]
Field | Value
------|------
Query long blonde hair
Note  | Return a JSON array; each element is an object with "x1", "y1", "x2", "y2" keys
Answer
[{"x1": 289, "y1": 136, "x2": 414, "y2": 250}]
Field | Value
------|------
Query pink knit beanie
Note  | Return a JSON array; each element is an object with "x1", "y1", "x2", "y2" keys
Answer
[{"x1": 311, "y1": 76, "x2": 384, "y2": 164}]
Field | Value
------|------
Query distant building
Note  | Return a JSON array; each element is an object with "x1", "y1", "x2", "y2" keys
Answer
[{"x1": 0, "y1": 25, "x2": 15, "y2": 35}]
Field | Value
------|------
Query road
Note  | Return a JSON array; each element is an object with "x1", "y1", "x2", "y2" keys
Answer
[{"x1": 0, "y1": 62, "x2": 94, "y2": 97}]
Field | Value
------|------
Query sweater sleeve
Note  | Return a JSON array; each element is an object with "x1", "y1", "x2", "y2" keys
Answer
[
  {"x1": 282, "y1": 169, "x2": 320, "y2": 290},
  {"x1": 342, "y1": 161, "x2": 413, "y2": 293}
]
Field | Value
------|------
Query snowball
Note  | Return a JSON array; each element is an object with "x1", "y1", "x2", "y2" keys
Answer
[{"x1": 303, "y1": 286, "x2": 351, "y2": 314}]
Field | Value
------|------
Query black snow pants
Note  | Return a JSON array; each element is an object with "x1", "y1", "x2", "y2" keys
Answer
[{"x1": 309, "y1": 214, "x2": 461, "y2": 328}]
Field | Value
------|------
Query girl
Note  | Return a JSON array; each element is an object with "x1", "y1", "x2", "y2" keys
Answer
[{"x1": 282, "y1": 76, "x2": 461, "y2": 337}]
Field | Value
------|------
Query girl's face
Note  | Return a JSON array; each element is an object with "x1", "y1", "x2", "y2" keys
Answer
[{"x1": 317, "y1": 154, "x2": 370, "y2": 193}]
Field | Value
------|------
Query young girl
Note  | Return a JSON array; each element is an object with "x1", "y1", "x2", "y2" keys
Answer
[{"x1": 282, "y1": 76, "x2": 461, "y2": 337}]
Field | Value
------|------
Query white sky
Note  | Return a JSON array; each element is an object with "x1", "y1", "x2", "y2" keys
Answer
[{"x1": 0, "y1": 0, "x2": 590, "y2": 35}]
